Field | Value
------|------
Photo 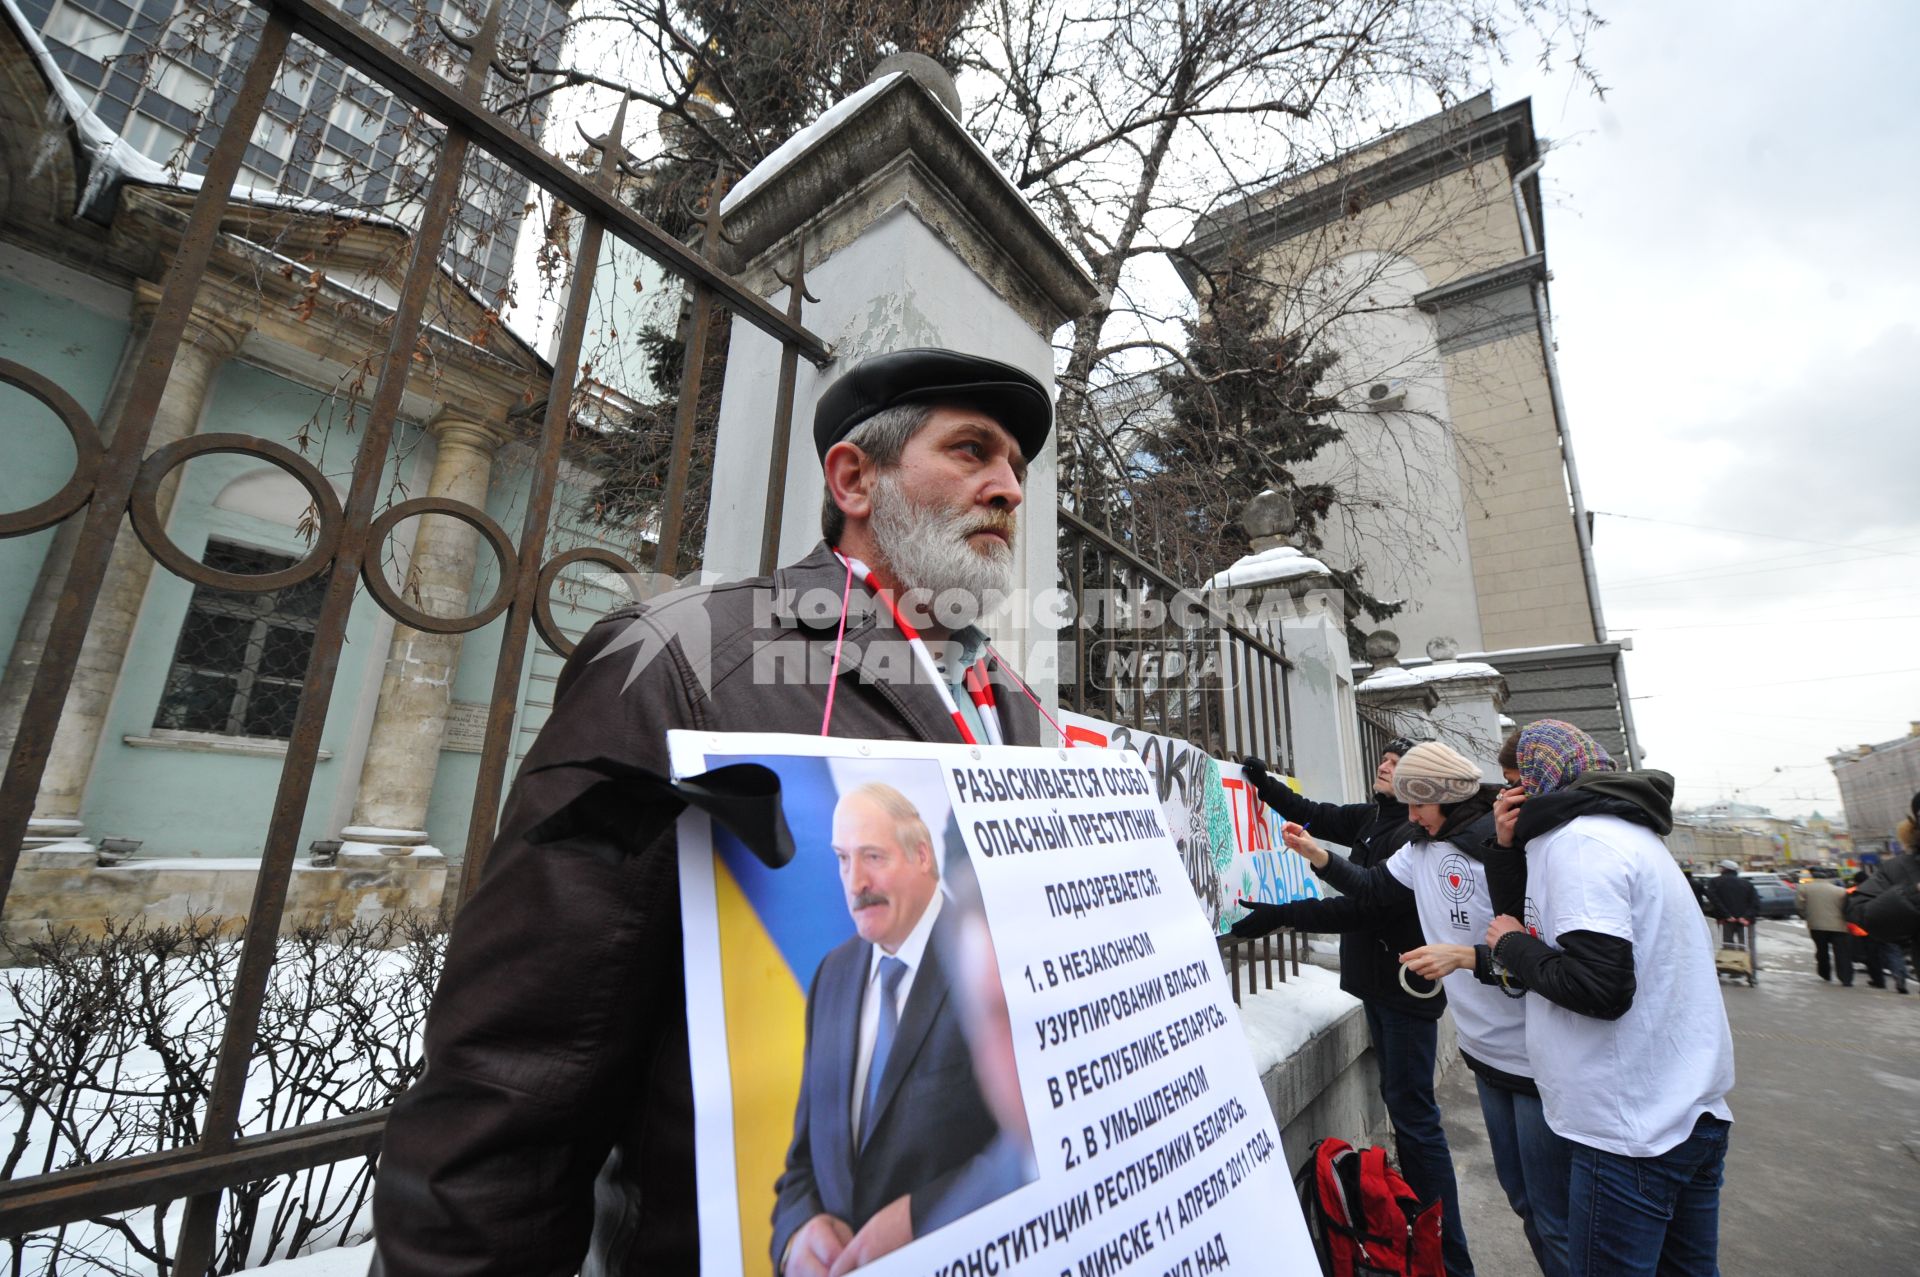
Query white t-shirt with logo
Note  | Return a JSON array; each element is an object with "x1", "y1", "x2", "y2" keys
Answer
[
  {"x1": 1521, "y1": 814, "x2": 1734, "y2": 1157},
  {"x1": 1384, "y1": 838, "x2": 1530, "y2": 1079}
]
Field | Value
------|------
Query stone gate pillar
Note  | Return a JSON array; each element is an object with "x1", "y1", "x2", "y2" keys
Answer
[
  {"x1": 1355, "y1": 634, "x2": 1510, "y2": 781},
  {"x1": 340, "y1": 412, "x2": 502, "y2": 854},
  {"x1": 699, "y1": 60, "x2": 1098, "y2": 703},
  {"x1": 1204, "y1": 492, "x2": 1345, "y2": 793},
  {"x1": 0, "y1": 282, "x2": 251, "y2": 846}
]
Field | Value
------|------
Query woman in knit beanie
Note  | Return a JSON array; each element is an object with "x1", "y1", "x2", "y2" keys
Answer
[
  {"x1": 1482, "y1": 722, "x2": 1732, "y2": 1276},
  {"x1": 1391, "y1": 741, "x2": 1485, "y2": 806},
  {"x1": 1279, "y1": 741, "x2": 1573, "y2": 1276},
  {"x1": 1512, "y1": 719, "x2": 1613, "y2": 796}
]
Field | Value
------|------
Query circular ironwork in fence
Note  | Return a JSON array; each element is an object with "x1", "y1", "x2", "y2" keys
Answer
[
  {"x1": 0, "y1": 358, "x2": 107, "y2": 537},
  {"x1": 534, "y1": 546, "x2": 642, "y2": 657},
  {"x1": 129, "y1": 433, "x2": 344, "y2": 591},
  {"x1": 361, "y1": 496, "x2": 518, "y2": 634}
]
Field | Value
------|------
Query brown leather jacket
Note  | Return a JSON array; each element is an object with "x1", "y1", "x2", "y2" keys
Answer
[{"x1": 370, "y1": 542, "x2": 1044, "y2": 1276}]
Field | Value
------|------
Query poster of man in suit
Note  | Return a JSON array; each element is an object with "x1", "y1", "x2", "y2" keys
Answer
[
  {"x1": 671, "y1": 744, "x2": 1034, "y2": 1276},
  {"x1": 671, "y1": 732, "x2": 1315, "y2": 1277},
  {"x1": 772, "y1": 779, "x2": 1034, "y2": 1275}
]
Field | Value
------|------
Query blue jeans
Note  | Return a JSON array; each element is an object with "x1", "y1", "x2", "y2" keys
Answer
[
  {"x1": 1476, "y1": 1077, "x2": 1573, "y2": 1277},
  {"x1": 1567, "y1": 1113, "x2": 1729, "y2": 1276},
  {"x1": 1365, "y1": 1004, "x2": 1473, "y2": 1277}
]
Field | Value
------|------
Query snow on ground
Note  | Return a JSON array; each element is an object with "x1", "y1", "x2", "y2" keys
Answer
[
  {"x1": 248, "y1": 1242, "x2": 374, "y2": 1274},
  {"x1": 1234, "y1": 962, "x2": 1360, "y2": 1078},
  {"x1": 0, "y1": 943, "x2": 420, "y2": 1272}
]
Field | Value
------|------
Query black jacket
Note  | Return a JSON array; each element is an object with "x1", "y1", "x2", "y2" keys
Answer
[
  {"x1": 1236, "y1": 773, "x2": 1439, "y2": 1018},
  {"x1": 1703, "y1": 870, "x2": 1760, "y2": 921},
  {"x1": 1846, "y1": 852, "x2": 1920, "y2": 944},
  {"x1": 1493, "y1": 770, "x2": 1675, "y2": 1022}
]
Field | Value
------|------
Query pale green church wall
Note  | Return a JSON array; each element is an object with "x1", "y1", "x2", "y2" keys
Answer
[
  {"x1": 0, "y1": 273, "x2": 133, "y2": 669},
  {"x1": 1, "y1": 266, "x2": 616, "y2": 865},
  {"x1": 78, "y1": 359, "x2": 419, "y2": 859}
]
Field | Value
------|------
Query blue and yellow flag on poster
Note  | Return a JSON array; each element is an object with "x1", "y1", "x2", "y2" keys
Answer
[{"x1": 701, "y1": 752, "x2": 957, "y2": 1275}]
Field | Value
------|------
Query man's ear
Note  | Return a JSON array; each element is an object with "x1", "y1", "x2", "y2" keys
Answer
[{"x1": 823, "y1": 440, "x2": 875, "y2": 524}]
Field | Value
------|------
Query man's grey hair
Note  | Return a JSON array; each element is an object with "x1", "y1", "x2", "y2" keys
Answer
[
  {"x1": 842, "y1": 780, "x2": 938, "y2": 876},
  {"x1": 820, "y1": 402, "x2": 936, "y2": 544}
]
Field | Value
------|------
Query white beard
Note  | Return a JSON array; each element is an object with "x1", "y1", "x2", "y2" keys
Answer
[{"x1": 868, "y1": 471, "x2": 1018, "y2": 611}]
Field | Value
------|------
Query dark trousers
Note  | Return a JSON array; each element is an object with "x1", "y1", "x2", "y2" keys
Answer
[
  {"x1": 1476, "y1": 1077, "x2": 1573, "y2": 1277},
  {"x1": 1810, "y1": 930, "x2": 1852, "y2": 984},
  {"x1": 1566, "y1": 1113, "x2": 1729, "y2": 1276},
  {"x1": 1857, "y1": 937, "x2": 1910, "y2": 990},
  {"x1": 1365, "y1": 1003, "x2": 1474, "y2": 1277}
]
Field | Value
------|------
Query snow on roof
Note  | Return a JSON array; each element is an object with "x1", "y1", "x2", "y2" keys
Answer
[
  {"x1": 1203, "y1": 544, "x2": 1332, "y2": 590},
  {"x1": 5, "y1": 0, "x2": 175, "y2": 209},
  {"x1": 719, "y1": 70, "x2": 1050, "y2": 231},
  {"x1": 1358, "y1": 659, "x2": 1502, "y2": 691}
]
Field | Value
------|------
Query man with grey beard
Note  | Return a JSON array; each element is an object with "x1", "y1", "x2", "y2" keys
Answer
[{"x1": 372, "y1": 349, "x2": 1057, "y2": 1277}]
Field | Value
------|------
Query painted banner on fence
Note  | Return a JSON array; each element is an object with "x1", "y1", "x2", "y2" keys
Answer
[
  {"x1": 1057, "y1": 711, "x2": 1323, "y2": 933},
  {"x1": 669, "y1": 731, "x2": 1316, "y2": 1277}
]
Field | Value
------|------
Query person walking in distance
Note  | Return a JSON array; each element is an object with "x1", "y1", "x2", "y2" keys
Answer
[
  {"x1": 1847, "y1": 791, "x2": 1920, "y2": 985},
  {"x1": 1702, "y1": 860, "x2": 1758, "y2": 946},
  {"x1": 1234, "y1": 741, "x2": 1475, "y2": 1277},
  {"x1": 1485, "y1": 720, "x2": 1733, "y2": 1277},
  {"x1": 1797, "y1": 875, "x2": 1855, "y2": 986}
]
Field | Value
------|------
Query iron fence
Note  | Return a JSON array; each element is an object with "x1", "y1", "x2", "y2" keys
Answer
[
  {"x1": 0, "y1": 0, "x2": 831, "y2": 1264},
  {"x1": 1058, "y1": 507, "x2": 1293, "y2": 772},
  {"x1": 1357, "y1": 706, "x2": 1396, "y2": 774}
]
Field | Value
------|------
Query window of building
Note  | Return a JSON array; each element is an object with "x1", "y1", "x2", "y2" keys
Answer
[
  {"x1": 252, "y1": 111, "x2": 296, "y2": 161},
  {"x1": 152, "y1": 57, "x2": 216, "y2": 114},
  {"x1": 42, "y1": 2, "x2": 123, "y2": 64},
  {"x1": 122, "y1": 113, "x2": 187, "y2": 164},
  {"x1": 154, "y1": 541, "x2": 329, "y2": 741}
]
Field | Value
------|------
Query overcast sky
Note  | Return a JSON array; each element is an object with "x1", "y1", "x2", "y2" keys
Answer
[{"x1": 1482, "y1": 0, "x2": 1920, "y2": 820}]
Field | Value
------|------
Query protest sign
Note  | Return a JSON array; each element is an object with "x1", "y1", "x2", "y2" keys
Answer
[
  {"x1": 1057, "y1": 712, "x2": 1322, "y2": 933},
  {"x1": 670, "y1": 731, "x2": 1317, "y2": 1277}
]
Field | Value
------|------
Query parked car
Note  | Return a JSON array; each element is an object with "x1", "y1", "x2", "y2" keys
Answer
[{"x1": 1741, "y1": 873, "x2": 1801, "y2": 920}]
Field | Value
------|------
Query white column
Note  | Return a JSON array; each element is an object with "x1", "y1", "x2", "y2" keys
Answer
[{"x1": 340, "y1": 414, "x2": 500, "y2": 853}]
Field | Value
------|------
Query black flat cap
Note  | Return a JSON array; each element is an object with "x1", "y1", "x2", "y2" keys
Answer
[{"x1": 813, "y1": 347, "x2": 1052, "y2": 461}]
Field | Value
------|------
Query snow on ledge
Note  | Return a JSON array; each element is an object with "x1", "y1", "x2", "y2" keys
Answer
[
  {"x1": 720, "y1": 73, "x2": 903, "y2": 213},
  {"x1": 1358, "y1": 659, "x2": 1501, "y2": 691},
  {"x1": 1203, "y1": 545, "x2": 1332, "y2": 591},
  {"x1": 1235, "y1": 962, "x2": 1360, "y2": 1078}
]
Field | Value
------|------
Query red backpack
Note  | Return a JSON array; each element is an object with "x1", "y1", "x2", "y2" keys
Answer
[{"x1": 1293, "y1": 1137, "x2": 1445, "y2": 1277}]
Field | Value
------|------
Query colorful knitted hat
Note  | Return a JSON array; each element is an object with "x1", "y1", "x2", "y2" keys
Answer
[
  {"x1": 1391, "y1": 741, "x2": 1484, "y2": 805},
  {"x1": 1515, "y1": 719, "x2": 1613, "y2": 795}
]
